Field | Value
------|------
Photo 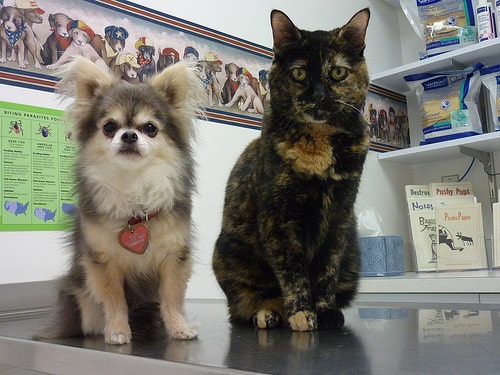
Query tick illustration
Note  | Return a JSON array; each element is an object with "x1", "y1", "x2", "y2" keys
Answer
[
  {"x1": 37, "y1": 124, "x2": 52, "y2": 137},
  {"x1": 9, "y1": 120, "x2": 23, "y2": 135}
]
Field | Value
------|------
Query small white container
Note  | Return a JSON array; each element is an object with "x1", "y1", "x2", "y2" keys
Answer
[
  {"x1": 496, "y1": 0, "x2": 500, "y2": 34},
  {"x1": 476, "y1": 0, "x2": 497, "y2": 42}
]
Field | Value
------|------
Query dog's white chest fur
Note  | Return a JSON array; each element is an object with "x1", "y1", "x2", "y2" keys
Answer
[{"x1": 82, "y1": 160, "x2": 182, "y2": 219}]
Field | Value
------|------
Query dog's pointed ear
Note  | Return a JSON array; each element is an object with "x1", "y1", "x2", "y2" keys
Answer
[
  {"x1": 150, "y1": 62, "x2": 205, "y2": 143},
  {"x1": 270, "y1": 10, "x2": 301, "y2": 55},
  {"x1": 151, "y1": 62, "x2": 188, "y2": 106},
  {"x1": 150, "y1": 62, "x2": 203, "y2": 107},
  {"x1": 57, "y1": 56, "x2": 114, "y2": 101}
]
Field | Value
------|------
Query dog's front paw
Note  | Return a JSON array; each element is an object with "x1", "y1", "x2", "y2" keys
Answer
[
  {"x1": 253, "y1": 309, "x2": 281, "y2": 329},
  {"x1": 170, "y1": 324, "x2": 199, "y2": 340},
  {"x1": 288, "y1": 310, "x2": 317, "y2": 332},
  {"x1": 106, "y1": 332, "x2": 131, "y2": 345},
  {"x1": 104, "y1": 324, "x2": 131, "y2": 345}
]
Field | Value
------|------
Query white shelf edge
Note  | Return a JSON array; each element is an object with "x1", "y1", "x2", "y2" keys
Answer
[
  {"x1": 380, "y1": 0, "x2": 400, "y2": 7},
  {"x1": 377, "y1": 132, "x2": 500, "y2": 164},
  {"x1": 359, "y1": 270, "x2": 500, "y2": 294},
  {"x1": 370, "y1": 38, "x2": 500, "y2": 93},
  {"x1": 371, "y1": 40, "x2": 490, "y2": 79}
]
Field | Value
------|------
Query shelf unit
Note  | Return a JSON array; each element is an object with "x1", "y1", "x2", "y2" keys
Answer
[
  {"x1": 370, "y1": 39, "x2": 500, "y2": 173},
  {"x1": 362, "y1": 39, "x2": 500, "y2": 299}
]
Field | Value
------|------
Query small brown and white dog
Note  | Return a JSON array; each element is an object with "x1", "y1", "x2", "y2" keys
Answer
[
  {"x1": 41, "y1": 13, "x2": 73, "y2": 65},
  {"x1": 110, "y1": 52, "x2": 140, "y2": 84},
  {"x1": 0, "y1": 6, "x2": 42, "y2": 69},
  {"x1": 46, "y1": 20, "x2": 108, "y2": 71},
  {"x1": 36, "y1": 57, "x2": 203, "y2": 345},
  {"x1": 225, "y1": 68, "x2": 264, "y2": 114}
]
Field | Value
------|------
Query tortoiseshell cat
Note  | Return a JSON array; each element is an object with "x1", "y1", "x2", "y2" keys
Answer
[{"x1": 213, "y1": 9, "x2": 370, "y2": 331}]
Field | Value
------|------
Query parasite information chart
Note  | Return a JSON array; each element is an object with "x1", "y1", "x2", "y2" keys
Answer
[{"x1": 0, "y1": 101, "x2": 76, "y2": 231}]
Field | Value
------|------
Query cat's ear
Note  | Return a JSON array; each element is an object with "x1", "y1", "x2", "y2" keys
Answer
[
  {"x1": 339, "y1": 8, "x2": 370, "y2": 51},
  {"x1": 270, "y1": 10, "x2": 301, "y2": 53}
]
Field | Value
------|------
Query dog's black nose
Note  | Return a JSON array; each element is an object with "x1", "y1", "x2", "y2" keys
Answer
[{"x1": 121, "y1": 131, "x2": 138, "y2": 144}]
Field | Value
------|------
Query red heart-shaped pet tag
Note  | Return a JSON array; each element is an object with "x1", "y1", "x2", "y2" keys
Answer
[{"x1": 118, "y1": 223, "x2": 150, "y2": 254}]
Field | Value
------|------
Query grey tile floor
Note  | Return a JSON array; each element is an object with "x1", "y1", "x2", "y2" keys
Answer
[{"x1": 1, "y1": 299, "x2": 500, "y2": 374}]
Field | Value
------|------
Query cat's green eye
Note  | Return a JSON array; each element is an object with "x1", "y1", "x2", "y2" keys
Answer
[
  {"x1": 291, "y1": 67, "x2": 307, "y2": 81},
  {"x1": 331, "y1": 66, "x2": 348, "y2": 81}
]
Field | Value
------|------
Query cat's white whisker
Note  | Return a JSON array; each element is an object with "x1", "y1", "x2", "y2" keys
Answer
[{"x1": 336, "y1": 100, "x2": 363, "y2": 114}]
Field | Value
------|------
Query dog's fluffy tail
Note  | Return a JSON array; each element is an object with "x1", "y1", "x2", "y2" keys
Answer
[
  {"x1": 34, "y1": 281, "x2": 83, "y2": 340},
  {"x1": 34, "y1": 282, "x2": 165, "y2": 341},
  {"x1": 128, "y1": 302, "x2": 165, "y2": 339}
]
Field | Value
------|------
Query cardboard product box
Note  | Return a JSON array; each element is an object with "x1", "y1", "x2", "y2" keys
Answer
[{"x1": 359, "y1": 235, "x2": 404, "y2": 277}]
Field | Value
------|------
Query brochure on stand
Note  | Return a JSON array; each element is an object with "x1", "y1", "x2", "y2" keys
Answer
[
  {"x1": 429, "y1": 182, "x2": 474, "y2": 198},
  {"x1": 406, "y1": 196, "x2": 476, "y2": 271},
  {"x1": 405, "y1": 185, "x2": 431, "y2": 199},
  {"x1": 405, "y1": 182, "x2": 483, "y2": 272},
  {"x1": 435, "y1": 203, "x2": 487, "y2": 271},
  {"x1": 493, "y1": 197, "x2": 500, "y2": 268}
]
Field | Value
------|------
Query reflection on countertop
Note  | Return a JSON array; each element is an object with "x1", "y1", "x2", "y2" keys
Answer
[{"x1": 1, "y1": 299, "x2": 500, "y2": 374}]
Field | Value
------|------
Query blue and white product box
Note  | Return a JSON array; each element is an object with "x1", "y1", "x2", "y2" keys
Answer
[{"x1": 359, "y1": 235, "x2": 405, "y2": 277}]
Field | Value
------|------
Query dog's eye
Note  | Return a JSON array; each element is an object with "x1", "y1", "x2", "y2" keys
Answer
[
  {"x1": 103, "y1": 122, "x2": 118, "y2": 137},
  {"x1": 143, "y1": 123, "x2": 158, "y2": 138}
]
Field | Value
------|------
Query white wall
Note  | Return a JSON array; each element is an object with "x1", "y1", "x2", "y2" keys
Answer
[{"x1": 0, "y1": 0, "x2": 408, "y2": 298}]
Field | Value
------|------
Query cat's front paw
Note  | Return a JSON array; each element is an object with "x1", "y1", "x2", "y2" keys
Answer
[
  {"x1": 253, "y1": 309, "x2": 281, "y2": 329},
  {"x1": 288, "y1": 310, "x2": 317, "y2": 331},
  {"x1": 317, "y1": 309, "x2": 345, "y2": 329}
]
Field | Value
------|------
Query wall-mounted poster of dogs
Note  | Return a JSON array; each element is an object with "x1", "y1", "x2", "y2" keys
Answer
[
  {"x1": 363, "y1": 86, "x2": 410, "y2": 151},
  {"x1": 0, "y1": 0, "x2": 273, "y2": 125}
]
